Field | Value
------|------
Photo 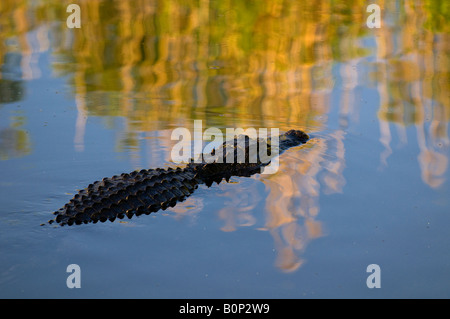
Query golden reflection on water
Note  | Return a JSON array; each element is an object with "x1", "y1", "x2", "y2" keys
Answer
[
  {"x1": 262, "y1": 138, "x2": 327, "y2": 272},
  {"x1": 0, "y1": 0, "x2": 449, "y2": 271}
]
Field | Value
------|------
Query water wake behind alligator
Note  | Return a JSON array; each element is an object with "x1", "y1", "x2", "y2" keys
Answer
[{"x1": 44, "y1": 130, "x2": 309, "y2": 226}]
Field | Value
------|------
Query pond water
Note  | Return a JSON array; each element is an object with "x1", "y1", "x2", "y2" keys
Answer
[{"x1": 0, "y1": 0, "x2": 449, "y2": 298}]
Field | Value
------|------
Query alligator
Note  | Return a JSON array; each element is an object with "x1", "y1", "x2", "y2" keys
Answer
[{"x1": 44, "y1": 129, "x2": 309, "y2": 226}]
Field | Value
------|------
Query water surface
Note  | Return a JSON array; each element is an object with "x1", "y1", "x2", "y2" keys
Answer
[{"x1": 0, "y1": 0, "x2": 449, "y2": 298}]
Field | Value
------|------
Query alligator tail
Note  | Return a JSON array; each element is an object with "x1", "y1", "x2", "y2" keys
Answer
[{"x1": 46, "y1": 167, "x2": 200, "y2": 226}]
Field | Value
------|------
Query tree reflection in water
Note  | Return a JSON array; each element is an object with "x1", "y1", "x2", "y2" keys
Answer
[{"x1": 0, "y1": 0, "x2": 448, "y2": 272}]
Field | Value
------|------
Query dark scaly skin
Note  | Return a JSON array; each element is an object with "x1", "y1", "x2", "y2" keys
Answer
[{"x1": 45, "y1": 130, "x2": 309, "y2": 226}]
